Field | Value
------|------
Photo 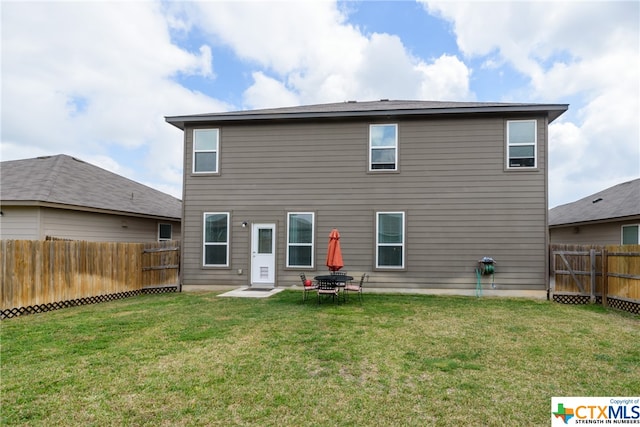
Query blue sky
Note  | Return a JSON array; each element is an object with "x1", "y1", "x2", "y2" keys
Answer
[{"x1": 2, "y1": 1, "x2": 639, "y2": 208}]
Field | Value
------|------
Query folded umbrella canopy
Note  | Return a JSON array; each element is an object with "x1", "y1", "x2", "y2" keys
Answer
[{"x1": 326, "y1": 228, "x2": 344, "y2": 271}]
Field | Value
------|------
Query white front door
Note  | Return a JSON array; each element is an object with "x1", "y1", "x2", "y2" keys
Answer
[{"x1": 251, "y1": 223, "x2": 276, "y2": 287}]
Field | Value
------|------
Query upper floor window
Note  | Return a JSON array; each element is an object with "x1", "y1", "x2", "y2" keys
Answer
[
  {"x1": 369, "y1": 124, "x2": 398, "y2": 171},
  {"x1": 622, "y1": 225, "x2": 639, "y2": 245},
  {"x1": 193, "y1": 129, "x2": 219, "y2": 173},
  {"x1": 203, "y1": 212, "x2": 229, "y2": 266},
  {"x1": 507, "y1": 120, "x2": 537, "y2": 169},
  {"x1": 287, "y1": 212, "x2": 315, "y2": 268},
  {"x1": 376, "y1": 211, "x2": 405, "y2": 269},
  {"x1": 158, "y1": 223, "x2": 172, "y2": 241}
]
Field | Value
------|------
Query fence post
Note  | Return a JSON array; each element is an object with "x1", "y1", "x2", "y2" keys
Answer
[
  {"x1": 590, "y1": 249, "x2": 596, "y2": 304},
  {"x1": 601, "y1": 248, "x2": 608, "y2": 308}
]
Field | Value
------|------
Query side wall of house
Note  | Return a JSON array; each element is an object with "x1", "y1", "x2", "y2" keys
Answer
[
  {"x1": 550, "y1": 219, "x2": 639, "y2": 245},
  {"x1": 181, "y1": 114, "x2": 549, "y2": 291},
  {"x1": 40, "y1": 208, "x2": 181, "y2": 242},
  {"x1": 0, "y1": 206, "x2": 40, "y2": 240}
]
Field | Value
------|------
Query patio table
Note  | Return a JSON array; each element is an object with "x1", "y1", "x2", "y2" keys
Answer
[
  {"x1": 314, "y1": 274, "x2": 353, "y2": 285},
  {"x1": 314, "y1": 274, "x2": 353, "y2": 301}
]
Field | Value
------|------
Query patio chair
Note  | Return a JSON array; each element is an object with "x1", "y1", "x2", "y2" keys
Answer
[
  {"x1": 317, "y1": 279, "x2": 339, "y2": 304},
  {"x1": 344, "y1": 273, "x2": 367, "y2": 302},
  {"x1": 330, "y1": 271, "x2": 347, "y2": 283},
  {"x1": 300, "y1": 273, "x2": 317, "y2": 302},
  {"x1": 331, "y1": 271, "x2": 348, "y2": 300}
]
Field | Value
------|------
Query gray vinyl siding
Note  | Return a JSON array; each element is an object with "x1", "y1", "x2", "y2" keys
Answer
[
  {"x1": 0, "y1": 206, "x2": 181, "y2": 242},
  {"x1": 0, "y1": 206, "x2": 40, "y2": 240},
  {"x1": 181, "y1": 115, "x2": 549, "y2": 290},
  {"x1": 40, "y1": 208, "x2": 181, "y2": 242},
  {"x1": 550, "y1": 219, "x2": 640, "y2": 246}
]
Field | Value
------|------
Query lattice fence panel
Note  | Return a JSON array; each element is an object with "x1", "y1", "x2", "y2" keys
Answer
[
  {"x1": 1, "y1": 286, "x2": 178, "y2": 319},
  {"x1": 607, "y1": 298, "x2": 640, "y2": 315},
  {"x1": 1, "y1": 290, "x2": 141, "y2": 319},
  {"x1": 141, "y1": 286, "x2": 178, "y2": 295},
  {"x1": 553, "y1": 294, "x2": 589, "y2": 305}
]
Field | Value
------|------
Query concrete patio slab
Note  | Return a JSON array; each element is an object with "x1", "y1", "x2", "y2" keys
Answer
[{"x1": 218, "y1": 287, "x2": 285, "y2": 298}]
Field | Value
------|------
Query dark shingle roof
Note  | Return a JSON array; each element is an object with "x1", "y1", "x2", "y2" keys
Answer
[
  {"x1": 166, "y1": 99, "x2": 568, "y2": 129},
  {"x1": 549, "y1": 178, "x2": 640, "y2": 226},
  {"x1": 0, "y1": 155, "x2": 181, "y2": 220}
]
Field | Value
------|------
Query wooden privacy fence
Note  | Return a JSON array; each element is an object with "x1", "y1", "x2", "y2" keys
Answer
[
  {"x1": 141, "y1": 241, "x2": 180, "y2": 290},
  {"x1": 1, "y1": 240, "x2": 180, "y2": 319},
  {"x1": 550, "y1": 244, "x2": 640, "y2": 314}
]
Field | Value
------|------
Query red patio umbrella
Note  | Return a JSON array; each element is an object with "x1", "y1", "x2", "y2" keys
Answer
[{"x1": 326, "y1": 228, "x2": 344, "y2": 271}]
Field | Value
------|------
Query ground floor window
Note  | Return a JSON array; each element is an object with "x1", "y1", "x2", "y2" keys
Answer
[
  {"x1": 376, "y1": 211, "x2": 405, "y2": 269},
  {"x1": 622, "y1": 225, "x2": 639, "y2": 244},
  {"x1": 158, "y1": 223, "x2": 172, "y2": 241},
  {"x1": 287, "y1": 212, "x2": 314, "y2": 267},
  {"x1": 203, "y1": 212, "x2": 229, "y2": 266}
]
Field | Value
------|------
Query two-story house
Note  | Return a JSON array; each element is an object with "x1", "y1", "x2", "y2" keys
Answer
[{"x1": 166, "y1": 100, "x2": 567, "y2": 295}]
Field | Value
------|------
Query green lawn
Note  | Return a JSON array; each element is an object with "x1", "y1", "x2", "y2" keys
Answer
[{"x1": 1, "y1": 291, "x2": 638, "y2": 426}]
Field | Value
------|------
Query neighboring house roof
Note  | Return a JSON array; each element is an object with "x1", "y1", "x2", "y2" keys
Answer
[
  {"x1": 549, "y1": 178, "x2": 640, "y2": 227},
  {"x1": 0, "y1": 154, "x2": 181, "y2": 220},
  {"x1": 166, "y1": 99, "x2": 568, "y2": 129}
]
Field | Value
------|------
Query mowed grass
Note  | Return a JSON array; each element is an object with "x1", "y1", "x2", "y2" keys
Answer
[{"x1": 1, "y1": 291, "x2": 638, "y2": 426}]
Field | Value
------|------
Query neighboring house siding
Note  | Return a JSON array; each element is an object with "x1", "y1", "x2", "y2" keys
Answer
[
  {"x1": 181, "y1": 115, "x2": 549, "y2": 290},
  {"x1": 41, "y1": 208, "x2": 181, "y2": 242},
  {"x1": 0, "y1": 206, "x2": 40, "y2": 240},
  {"x1": 550, "y1": 219, "x2": 640, "y2": 245},
  {"x1": 0, "y1": 206, "x2": 181, "y2": 242}
]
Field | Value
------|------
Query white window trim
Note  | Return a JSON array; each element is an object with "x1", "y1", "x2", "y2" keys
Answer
[
  {"x1": 506, "y1": 120, "x2": 537, "y2": 169},
  {"x1": 193, "y1": 128, "x2": 219, "y2": 174},
  {"x1": 286, "y1": 212, "x2": 315, "y2": 268},
  {"x1": 203, "y1": 212, "x2": 229, "y2": 267},
  {"x1": 369, "y1": 124, "x2": 398, "y2": 171},
  {"x1": 621, "y1": 224, "x2": 640, "y2": 245},
  {"x1": 158, "y1": 223, "x2": 172, "y2": 241},
  {"x1": 376, "y1": 211, "x2": 405, "y2": 269}
]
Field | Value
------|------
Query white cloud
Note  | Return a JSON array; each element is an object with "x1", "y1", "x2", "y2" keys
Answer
[
  {"x1": 179, "y1": 1, "x2": 360, "y2": 76},
  {"x1": 180, "y1": 1, "x2": 473, "y2": 107},
  {"x1": 1, "y1": 1, "x2": 228, "y2": 198},
  {"x1": 416, "y1": 54, "x2": 471, "y2": 100},
  {"x1": 422, "y1": 0, "x2": 640, "y2": 207},
  {"x1": 243, "y1": 72, "x2": 300, "y2": 109}
]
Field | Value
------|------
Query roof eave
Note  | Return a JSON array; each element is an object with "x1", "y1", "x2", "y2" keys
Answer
[
  {"x1": 549, "y1": 214, "x2": 640, "y2": 228},
  {"x1": 165, "y1": 104, "x2": 569, "y2": 130}
]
